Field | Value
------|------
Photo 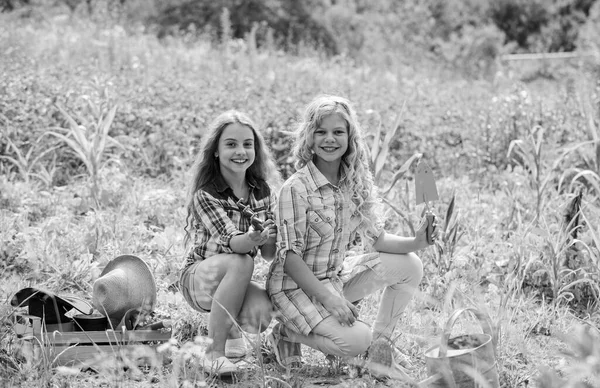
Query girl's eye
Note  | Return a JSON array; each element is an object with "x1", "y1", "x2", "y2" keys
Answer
[
  {"x1": 226, "y1": 142, "x2": 236, "y2": 147},
  {"x1": 244, "y1": 142, "x2": 254, "y2": 148},
  {"x1": 335, "y1": 130, "x2": 346, "y2": 135},
  {"x1": 315, "y1": 130, "x2": 325, "y2": 135}
]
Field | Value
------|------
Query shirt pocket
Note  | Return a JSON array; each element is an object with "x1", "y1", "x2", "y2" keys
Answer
[{"x1": 306, "y1": 206, "x2": 336, "y2": 238}]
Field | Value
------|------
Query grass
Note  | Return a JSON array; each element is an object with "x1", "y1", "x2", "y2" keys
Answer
[{"x1": 1, "y1": 5, "x2": 600, "y2": 388}]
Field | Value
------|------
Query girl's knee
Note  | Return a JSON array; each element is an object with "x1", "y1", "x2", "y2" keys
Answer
[
  {"x1": 224, "y1": 253, "x2": 254, "y2": 275},
  {"x1": 339, "y1": 322, "x2": 372, "y2": 356},
  {"x1": 405, "y1": 252, "x2": 424, "y2": 282},
  {"x1": 382, "y1": 252, "x2": 423, "y2": 285},
  {"x1": 238, "y1": 289, "x2": 274, "y2": 333}
]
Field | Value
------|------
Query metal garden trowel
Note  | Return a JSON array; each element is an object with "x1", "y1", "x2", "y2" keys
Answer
[{"x1": 415, "y1": 160, "x2": 439, "y2": 245}]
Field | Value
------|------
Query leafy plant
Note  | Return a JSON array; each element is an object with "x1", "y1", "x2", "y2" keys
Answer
[
  {"x1": 0, "y1": 134, "x2": 58, "y2": 184},
  {"x1": 516, "y1": 204, "x2": 600, "y2": 309},
  {"x1": 431, "y1": 193, "x2": 465, "y2": 276},
  {"x1": 364, "y1": 101, "x2": 407, "y2": 185},
  {"x1": 557, "y1": 84, "x2": 600, "y2": 199},
  {"x1": 380, "y1": 153, "x2": 423, "y2": 235},
  {"x1": 47, "y1": 99, "x2": 123, "y2": 206},
  {"x1": 508, "y1": 124, "x2": 571, "y2": 223}
]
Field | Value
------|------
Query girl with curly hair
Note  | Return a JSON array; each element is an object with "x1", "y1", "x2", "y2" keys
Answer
[
  {"x1": 180, "y1": 110, "x2": 281, "y2": 376},
  {"x1": 266, "y1": 95, "x2": 435, "y2": 372}
]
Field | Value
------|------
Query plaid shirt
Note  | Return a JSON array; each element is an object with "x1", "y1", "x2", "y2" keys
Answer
[
  {"x1": 182, "y1": 175, "x2": 275, "y2": 269},
  {"x1": 267, "y1": 161, "x2": 383, "y2": 335}
]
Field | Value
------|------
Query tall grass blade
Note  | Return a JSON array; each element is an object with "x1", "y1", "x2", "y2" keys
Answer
[
  {"x1": 444, "y1": 194, "x2": 456, "y2": 234},
  {"x1": 381, "y1": 152, "x2": 422, "y2": 195}
]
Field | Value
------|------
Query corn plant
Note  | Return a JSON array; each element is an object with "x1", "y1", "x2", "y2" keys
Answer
[
  {"x1": 431, "y1": 194, "x2": 465, "y2": 276},
  {"x1": 380, "y1": 153, "x2": 423, "y2": 235},
  {"x1": 0, "y1": 134, "x2": 58, "y2": 184},
  {"x1": 47, "y1": 100, "x2": 123, "y2": 206},
  {"x1": 29, "y1": 152, "x2": 58, "y2": 189},
  {"x1": 525, "y1": 209, "x2": 599, "y2": 308},
  {"x1": 364, "y1": 101, "x2": 406, "y2": 184},
  {"x1": 507, "y1": 124, "x2": 570, "y2": 224},
  {"x1": 557, "y1": 87, "x2": 600, "y2": 199}
]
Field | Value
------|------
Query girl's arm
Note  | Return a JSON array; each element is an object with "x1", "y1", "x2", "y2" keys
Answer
[
  {"x1": 230, "y1": 228, "x2": 269, "y2": 254},
  {"x1": 195, "y1": 190, "x2": 266, "y2": 255},
  {"x1": 373, "y1": 217, "x2": 432, "y2": 253},
  {"x1": 284, "y1": 251, "x2": 357, "y2": 326}
]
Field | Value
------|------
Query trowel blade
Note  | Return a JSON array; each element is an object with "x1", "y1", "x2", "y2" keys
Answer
[{"x1": 415, "y1": 160, "x2": 439, "y2": 205}]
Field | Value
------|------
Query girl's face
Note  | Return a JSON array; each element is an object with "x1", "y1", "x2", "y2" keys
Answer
[
  {"x1": 312, "y1": 113, "x2": 349, "y2": 165},
  {"x1": 216, "y1": 123, "x2": 256, "y2": 176}
]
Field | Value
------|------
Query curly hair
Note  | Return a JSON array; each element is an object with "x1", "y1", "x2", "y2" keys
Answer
[
  {"x1": 184, "y1": 110, "x2": 281, "y2": 246},
  {"x1": 293, "y1": 95, "x2": 382, "y2": 247}
]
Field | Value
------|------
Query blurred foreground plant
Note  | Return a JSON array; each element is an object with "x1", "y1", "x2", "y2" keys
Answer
[{"x1": 537, "y1": 324, "x2": 600, "y2": 388}]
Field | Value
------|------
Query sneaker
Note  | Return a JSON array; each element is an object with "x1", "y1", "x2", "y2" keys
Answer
[
  {"x1": 201, "y1": 355, "x2": 238, "y2": 376},
  {"x1": 266, "y1": 323, "x2": 302, "y2": 368},
  {"x1": 366, "y1": 338, "x2": 412, "y2": 382},
  {"x1": 225, "y1": 337, "x2": 249, "y2": 358}
]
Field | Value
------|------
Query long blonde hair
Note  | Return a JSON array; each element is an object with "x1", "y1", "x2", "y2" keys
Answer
[
  {"x1": 293, "y1": 95, "x2": 382, "y2": 246},
  {"x1": 184, "y1": 110, "x2": 281, "y2": 245}
]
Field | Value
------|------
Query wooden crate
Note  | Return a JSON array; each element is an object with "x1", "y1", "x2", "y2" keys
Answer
[{"x1": 14, "y1": 314, "x2": 172, "y2": 367}]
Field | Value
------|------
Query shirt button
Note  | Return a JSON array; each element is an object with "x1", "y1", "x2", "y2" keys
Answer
[
  {"x1": 326, "y1": 217, "x2": 331, "y2": 221},
  {"x1": 329, "y1": 266, "x2": 337, "y2": 272},
  {"x1": 337, "y1": 228, "x2": 342, "y2": 233},
  {"x1": 315, "y1": 218, "x2": 319, "y2": 222},
  {"x1": 332, "y1": 249, "x2": 339, "y2": 253}
]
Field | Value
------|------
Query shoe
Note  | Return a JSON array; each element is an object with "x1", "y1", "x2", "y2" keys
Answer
[
  {"x1": 393, "y1": 347, "x2": 415, "y2": 371},
  {"x1": 366, "y1": 338, "x2": 413, "y2": 382},
  {"x1": 201, "y1": 356, "x2": 238, "y2": 376},
  {"x1": 266, "y1": 323, "x2": 302, "y2": 368},
  {"x1": 225, "y1": 337, "x2": 249, "y2": 358}
]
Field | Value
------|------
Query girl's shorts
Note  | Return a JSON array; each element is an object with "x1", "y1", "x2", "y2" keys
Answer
[{"x1": 179, "y1": 261, "x2": 211, "y2": 313}]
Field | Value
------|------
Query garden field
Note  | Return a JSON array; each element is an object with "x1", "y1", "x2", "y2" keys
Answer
[{"x1": 1, "y1": 3, "x2": 600, "y2": 388}]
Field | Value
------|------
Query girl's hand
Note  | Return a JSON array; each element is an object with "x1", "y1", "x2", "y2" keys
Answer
[
  {"x1": 263, "y1": 219, "x2": 277, "y2": 245},
  {"x1": 415, "y1": 212, "x2": 438, "y2": 249},
  {"x1": 247, "y1": 226, "x2": 270, "y2": 246},
  {"x1": 321, "y1": 293, "x2": 358, "y2": 327}
]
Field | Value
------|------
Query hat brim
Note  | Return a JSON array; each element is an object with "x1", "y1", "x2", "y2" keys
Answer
[{"x1": 11, "y1": 287, "x2": 93, "y2": 315}]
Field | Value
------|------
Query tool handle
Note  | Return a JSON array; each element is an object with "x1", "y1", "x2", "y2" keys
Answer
[
  {"x1": 425, "y1": 212, "x2": 436, "y2": 245},
  {"x1": 236, "y1": 199, "x2": 265, "y2": 231},
  {"x1": 138, "y1": 320, "x2": 172, "y2": 331}
]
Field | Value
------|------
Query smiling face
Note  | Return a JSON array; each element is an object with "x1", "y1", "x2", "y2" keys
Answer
[
  {"x1": 312, "y1": 113, "x2": 349, "y2": 166},
  {"x1": 216, "y1": 122, "x2": 256, "y2": 177}
]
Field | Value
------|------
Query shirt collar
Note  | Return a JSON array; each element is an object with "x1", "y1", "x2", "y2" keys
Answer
[
  {"x1": 212, "y1": 174, "x2": 269, "y2": 199},
  {"x1": 305, "y1": 160, "x2": 335, "y2": 191},
  {"x1": 213, "y1": 174, "x2": 230, "y2": 194}
]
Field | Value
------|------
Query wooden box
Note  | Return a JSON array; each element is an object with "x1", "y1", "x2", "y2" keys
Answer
[{"x1": 14, "y1": 314, "x2": 172, "y2": 367}]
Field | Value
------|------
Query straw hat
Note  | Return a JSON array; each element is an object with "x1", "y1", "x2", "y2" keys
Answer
[{"x1": 93, "y1": 255, "x2": 156, "y2": 327}]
